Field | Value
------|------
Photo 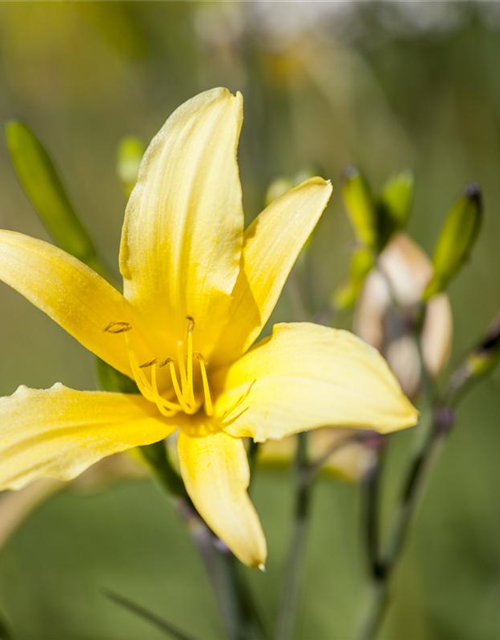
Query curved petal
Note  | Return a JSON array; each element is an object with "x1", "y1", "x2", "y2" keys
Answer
[
  {"x1": 213, "y1": 177, "x2": 332, "y2": 365},
  {"x1": 0, "y1": 384, "x2": 176, "y2": 490},
  {"x1": 177, "y1": 428, "x2": 266, "y2": 568},
  {"x1": 214, "y1": 323, "x2": 418, "y2": 442},
  {"x1": 120, "y1": 88, "x2": 244, "y2": 356},
  {"x1": 0, "y1": 230, "x2": 147, "y2": 377}
]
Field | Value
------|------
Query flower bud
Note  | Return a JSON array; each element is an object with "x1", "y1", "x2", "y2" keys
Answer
[
  {"x1": 5, "y1": 120, "x2": 102, "y2": 273},
  {"x1": 117, "y1": 136, "x2": 145, "y2": 198},
  {"x1": 424, "y1": 184, "x2": 483, "y2": 300},
  {"x1": 334, "y1": 246, "x2": 375, "y2": 311},
  {"x1": 355, "y1": 233, "x2": 453, "y2": 399},
  {"x1": 377, "y1": 171, "x2": 413, "y2": 246},
  {"x1": 342, "y1": 167, "x2": 378, "y2": 249}
]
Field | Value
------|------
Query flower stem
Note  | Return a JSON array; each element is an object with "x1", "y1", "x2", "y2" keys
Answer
[
  {"x1": 357, "y1": 419, "x2": 445, "y2": 640},
  {"x1": 142, "y1": 442, "x2": 265, "y2": 640},
  {"x1": 276, "y1": 432, "x2": 312, "y2": 640}
]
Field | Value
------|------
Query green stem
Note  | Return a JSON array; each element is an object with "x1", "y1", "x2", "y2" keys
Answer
[
  {"x1": 361, "y1": 440, "x2": 386, "y2": 580},
  {"x1": 141, "y1": 442, "x2": 265, "y2": 640},
  {"x1": 276, "y1": 433, "x2": 312, "y2": 640},
  {"x1": 357, "y1": 421, "x2": 446, "y2": 640}
]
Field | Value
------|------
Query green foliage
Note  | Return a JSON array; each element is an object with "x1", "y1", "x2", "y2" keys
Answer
[
  {"x1": 424, "y1": 184, "x2": 483, "y2": 300},
  {"x1": 5, "y1": 121, "x2": 104, "y2": 276}
]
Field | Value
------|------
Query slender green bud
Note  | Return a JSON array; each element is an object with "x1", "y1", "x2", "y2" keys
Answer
[
  {"x1": 467, "y1": 314, "x2": 500, "y2": 379},
  {"x1": 378, "y1": 171, "x2": 413, "y2": 244},
  {"x1": 424, "y1": 184, "x2": 483, "y2": 300},
  {"x1": 5, "y1": 120, "x2": 103, "y2": 273},
  {"x1": 117, "y1": 136, "x2": 145, "y2": 198},
  {"x1": 342, "y1": 167, "x2": 378, "y2": 249},
  {"x1": 333, "y1": 246, "x2": 375, "y2": 310}
]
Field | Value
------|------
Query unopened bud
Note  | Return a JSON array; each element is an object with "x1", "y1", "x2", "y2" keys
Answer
[
  {"x1": 424, "y1": 184, "x2": 483, "y2": 300},
  {"x1": 377, "y1": 171, "x2": 413, "y2": 246},
  {"x1": 467, "y1": 314, "x2": 500, "y2": 379},
  {"x1": 342, "y1": 167, "x2": 378, "y2": 249},
  {"x1": 117, "y1": 136, "x2": 145, "y2": 198},
  {"x1": 334, "y1": 246, "x2": 375, "y2": 311}
]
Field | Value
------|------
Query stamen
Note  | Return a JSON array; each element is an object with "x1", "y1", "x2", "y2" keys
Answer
[
  {"x1": 104, "y1": 321, "x2": 132, "y2": 334},
  {"x1": 186, "y1": 317, "x2": 195, "y2": 407},
  {"x1": 196, "y1": 353, "x2": 214, "y2": 416},
  {"x1": 176, "y1": 340, "x2": 190, "y2": 407},
  {"x1": 124, "y1": 335, "x2": 156, "y2": 402},
  {"x1": 165, "y1": 358, "x2": 197, "y2": 415},
  {"x1": 220, "y1": 380, "x2": 256, "y2": 424},
  {"x1": 150, "y1": 363, "x2": 181, "y2": 417}
]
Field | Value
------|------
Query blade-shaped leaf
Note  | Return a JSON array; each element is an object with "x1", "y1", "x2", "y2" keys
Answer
[{"x1": 104, "y1": 589, "x2": 199, "y2": 640}]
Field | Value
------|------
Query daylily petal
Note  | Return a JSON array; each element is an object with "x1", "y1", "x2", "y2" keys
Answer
[
  {"x1": 177, "y1": 428, "x2": 266, "y2": 568},
  {"x1": 0, "y1": 230, "x2": 148, "y2": 377},
  {"x1": 215, "y1": 323, "x2": 418, "y2": 442},
  {"x1": 120, "y1": 87, "x2": 244, "y2": 356},
  {"x1": 213, "y1": 177, "x2": 332, "y2": 365},
  {"x1": 0, "y1": 384, "x2": 175, "y2": 490}
]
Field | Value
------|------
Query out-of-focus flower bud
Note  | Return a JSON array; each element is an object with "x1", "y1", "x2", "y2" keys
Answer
[
  {"x1": 460, "y1": 315, "x2": 500, "y2": 385},
  {"x1": 117, "y1": 136, "x2": 145, "y2": 198},
  {"x1": 355, "y1": 233, "x2": 453, "y2": 399},
  {"x1": 342, "y1": 167, "x2": 378, "y2": 249},
  {"x1": 259, "y1": 429, "x2": 376, "y2": 482},
  {"x1": 5, "y1": 120, "x2": 102, "y2": 274},
  {"x1": 333, "y1": 246, "x2": 375, "y2": 311},
  {"x1": 377, "y1": 171, "x2": 413, "y2": 247},
  {"x1": 342, "y1": 168, "x2": 413, "y2": 254},
  {"x1": 424, "y1": 184, "x2": 483, "y2": 300}
]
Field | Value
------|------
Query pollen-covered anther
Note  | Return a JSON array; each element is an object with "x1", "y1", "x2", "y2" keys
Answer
[
  {"x1": 103, "y1": 321, "x2": 132, "y2": 334},
  {"x1": 139, "y1": 358, "x2": 157, "y2": 369}
]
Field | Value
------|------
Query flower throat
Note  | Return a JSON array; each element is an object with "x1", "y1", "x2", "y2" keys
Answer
[{"x1": 104, "y1": 317, "x2": 213, "y2": 418}]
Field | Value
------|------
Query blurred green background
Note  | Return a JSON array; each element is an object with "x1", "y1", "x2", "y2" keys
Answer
[{"x1": 1, "y1": 2, "x2": 500, "y2": 639}]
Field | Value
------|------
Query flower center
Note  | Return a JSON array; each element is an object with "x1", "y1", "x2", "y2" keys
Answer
[{"x1": 104, "y1": 317, "x2": 213, "y2": 418}]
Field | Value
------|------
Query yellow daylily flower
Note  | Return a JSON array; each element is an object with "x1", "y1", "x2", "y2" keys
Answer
[{"x1": 0, "y1": 88, "x2": 418, "y2": 568}]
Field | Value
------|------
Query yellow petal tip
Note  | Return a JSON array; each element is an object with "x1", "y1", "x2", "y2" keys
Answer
[{"x1": 257, "y1": 563, "x2": 266, "y2": 573}]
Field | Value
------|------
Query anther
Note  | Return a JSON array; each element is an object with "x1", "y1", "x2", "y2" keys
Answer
[
  {"x1": 186, "y1": 316, "x2": 195, "y2": 333},
  {"x1": 104, "y1": 321, "x2": 132, "y2": 334},
  {"x1": 139, "y1": 358, "x2": 157, "y2": 369}
]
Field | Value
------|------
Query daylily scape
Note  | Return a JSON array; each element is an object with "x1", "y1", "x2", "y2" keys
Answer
[{"x1": 0, "y1": 88, "x2": 417, "y2": 567}]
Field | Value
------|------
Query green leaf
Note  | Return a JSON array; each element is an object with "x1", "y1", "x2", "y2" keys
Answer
[
  {"x1": 104, "y1": 590, "x2": 200, "y2": 640},
  {"x1": 117, "y1": 136, "x2": 145, "y2": 198},
  {"x1": 5, "y1": 121, "x2": 104, "y2": 275},
  {"x1": 424, "y1": 184, "x2": 483, "y2": 300},
  {"x1": 341, "y1": 167, "x2": 378, "y2": 249}
]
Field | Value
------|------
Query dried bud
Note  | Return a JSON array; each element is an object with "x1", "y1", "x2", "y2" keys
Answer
[{"x1": 355, "y1": 233, "x2": 453, "y2": 399}]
